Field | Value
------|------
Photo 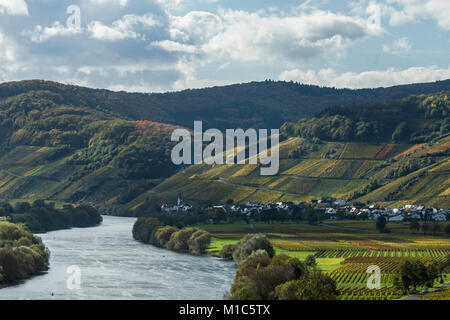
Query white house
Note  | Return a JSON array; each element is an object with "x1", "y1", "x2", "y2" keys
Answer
[
  {"x1": 389, "y1": 215, "x2": 404, "y2": 222},
  {"x1": 432, "y1": 213, "x2": 447, "y2": 222},
  {"x1": 409, "y1": 213, "x2": 422, "y2": 220},
  {"x1": 334, "y1": 199, "x2": 347, "y2": 207}
]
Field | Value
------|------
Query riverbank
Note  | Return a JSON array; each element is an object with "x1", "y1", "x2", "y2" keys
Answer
[
  {"x1": 4, "y1": 201, "x2": 103, "y2": 233},
  {"x1": 132, "y1": 216, "x2": 213, "y2": 257},
  {"x1": 0, "y1": 216, "x2": 235, "y2": 300},
  {"x1": 0, "y1": 222, "x2": 50, "y2": 288}
]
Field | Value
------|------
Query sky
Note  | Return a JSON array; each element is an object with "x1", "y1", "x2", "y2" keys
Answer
[{"x1": 0, "y1": 0, "x2": 449, "y2": 92}]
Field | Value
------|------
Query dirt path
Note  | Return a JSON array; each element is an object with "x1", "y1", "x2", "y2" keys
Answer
[{"x1": 402, "y1": 283, "x2": 450, "y2": 300}]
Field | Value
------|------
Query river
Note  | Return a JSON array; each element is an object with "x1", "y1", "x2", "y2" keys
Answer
[{"x1": 0, "y1": 216, "x2": 236, "y2": 300}]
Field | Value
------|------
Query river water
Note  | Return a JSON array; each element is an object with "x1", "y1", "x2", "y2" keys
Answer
[{"x1": 0, "y1": 216, "x2": 236, "y2": 300}]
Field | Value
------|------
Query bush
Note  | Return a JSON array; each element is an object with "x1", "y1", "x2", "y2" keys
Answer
[
  {"x1": 166, "y1": 227, "x2": 198, "y2": 252},
  {"x1": 132, "y1": 217, "x2": 162, "y2": 243},
  {"x1": 305, "y1": 255, "x2": 317, "y2": 268},
  {"x1": 275, "y1": 271, "x2": 339, "y2": 300},
  {"x1": 219, "y1": 244, "x2": 236, "y2": 260},
  {"x1": 0, "y1": 222, "x2": 49, "y2": 285},
  {"x1": 235, "y1": 250, "x2": 272, "y2": 280},
  {"x1": 274, "y1": 280, "x2": 303, "y2": 300},
  {"x1": 187, "y1": 230, "x2": 211, "y2": 255},
  {"x1": 232, "y1": 234, "x2": 275, "y2": 264},
  {"x1": 294, "y1": 271, "x2": 339, "y2": 300},
  {"x1": 269, "y1": 254, "x2": 308, "y2": 279},
  {"x1": 229, "y1": 252, "x2": 338, "y2": 301},
  {"x1": 0, "y1": 248, "x2": 20, "y2": 283},
  {"x1": 230, "y1": 252, "x2": 296, "y2": 300},
  {"x1": 152, "y1": 226, "x2": 177, "y2": 247}
]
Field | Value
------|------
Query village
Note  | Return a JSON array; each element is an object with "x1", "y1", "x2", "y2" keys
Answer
[{"x1": 161, "y1": 195, "x2": 449, "y2": 223}]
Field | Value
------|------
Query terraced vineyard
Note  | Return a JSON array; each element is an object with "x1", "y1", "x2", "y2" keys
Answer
[
  {"x1": 329, "y1": 250, "x2": 449, "y2": 300},
  {"x1": 143, "y1": 135, "x2": 449, "y2": 209}
]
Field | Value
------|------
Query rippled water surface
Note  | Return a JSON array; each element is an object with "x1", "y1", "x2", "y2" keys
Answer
[{"x1": 0, "y1": 216, "x2": 236, "y2": 300}]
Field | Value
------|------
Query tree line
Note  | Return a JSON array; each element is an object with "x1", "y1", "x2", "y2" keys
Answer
[
  {"x1": 0, "y1": 222, "x2": 49, "y2": 285},
  {"x1": 132, "y1": 216, "x2": 211, "y2": 255},
  {"x1": 219, "y1": 234, "x2": 339, "y2": 300},
  {"x1": 394, "y1": 257, "x2": 448, "y2": 294},
  {"x1": 281, "y1": 93, "x2": 449, "y2": 144},
  {"x1": 0, "y1": 200, "x2": 102, "y2": 233}
]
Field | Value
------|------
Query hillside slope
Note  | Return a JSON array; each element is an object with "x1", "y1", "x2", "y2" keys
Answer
[
  {"x1": 0, "y1": 90, "x2": 180, "y2": 214},
  {"x1": 1, "y1": 79, "x2": 450, "y2": 130},
  {"x1": 134, "y1": 93, "x2": 450, "y2": 210},
  {"x1": 0, "y1": 82, "x2": 448, "y2": 214}
]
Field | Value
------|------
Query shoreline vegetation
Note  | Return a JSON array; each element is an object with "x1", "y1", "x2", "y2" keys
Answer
[
  {"x1": 132, "y1": 216, "x2": 212, "y2": 256},
  {"x1": 0, "y1": 200, "x2": 103, "y2": 233},
  {"x1": 0, "y1": 221, "x2": 49, "y2": 286},
  {"x1": 0, "y1": 199, "x2": 102, "y2": 287}
]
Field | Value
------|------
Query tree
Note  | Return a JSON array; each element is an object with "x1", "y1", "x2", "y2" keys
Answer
[
  {"x1": 187, "y1": 230, "x2": 211, "y2": 255},
  {"x1": 232, "y1": 234, "x2": 275, "y2": 264},
  {"x1": 425, "y1": 260, "x2": 441, "y2": 288},
  {"x1": 431, "y1": 223, "x2": 442, "y2": 235},
  {"x1": 409, "y1": 220, "x2": 420, "y2": 233},
  {"x1": 219, "y1": 244, "x2": 236, "y2": 260},
  {"x1": 392, "y1": 122, "x2": 409, "y2": 142},
  {"x1": 421, "y1": 223, "x2": 430, "y2": 235},
  {"x1": 306, "y1": 209, "x2": 318, "y2": 225},
  {"x1": 445, "y1": 224, "x2": 450, "y2": 236},
  {"x1": 166, "y1": 228, "x2": 198, "y2": 252},
  {"x1": 305, "y1": 255, "x2": 317, "y2": 268},
  {"x1": 152, "y1": 226, "x2": 177, "y2": 247},
  {"x1": 132, "y1": 217, "x2": 162, "y2": 243},
  {"x1": 296, "y1": 271, "x2": 339, "y2": 300},
  {"x1": 0, "y1": 248, "x2": 20, "y2": 283},
  {"x1": 269, "y1": 254, "x2": 308, "y2": 279},
  {"x1": 275, "y1": 271, "x2": 339, "y2": 300},
  {"x1": 394, "y1": 259, "x2": 429, "y2": 294},
  {"x1": 376, "y1": 216, "x2": 389, "y2": 233}
]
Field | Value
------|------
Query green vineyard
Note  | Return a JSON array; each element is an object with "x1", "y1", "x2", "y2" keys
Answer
[{"x1": 321, "y1": 249, "x2": 449, "y2": 300}]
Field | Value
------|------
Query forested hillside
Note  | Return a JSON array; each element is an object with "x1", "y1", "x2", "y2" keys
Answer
[
  {"x1": 281, "y1": 92, "x2": 449, "y2": 143},
  {"x1": 2, "y1": 79, "x2": 450, "y2": 130},
  {"x1": 0, "y1": 80, "x2": 448, "y2": 214},
  {"x1": 0, "y1": 89, "x2": 180, "y2": 214}
]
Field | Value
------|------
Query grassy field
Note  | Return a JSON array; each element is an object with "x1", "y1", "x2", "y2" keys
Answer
[{"x1": 202, "y1": 220, "x2": 450, "y2": 300}]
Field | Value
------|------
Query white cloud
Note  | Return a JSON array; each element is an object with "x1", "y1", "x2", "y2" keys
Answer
[
  {"x1": 0, "y1": 32, "x2": 16, "y2": 62},
  {"x1": 351, "y1": 0, "x2": 450, "y2": 30},
  {"x1": 28, "y1": 22, "x2": 82, "y2": 43},
  {"x1": 152, "y1": 40, "x2": 200, "y2": 54},
  {"x1": 383, "y1": 37, "x2": 412, "y2": 55},
  {"x1": 169, "y1": 11, "x2": 223, "y2": 44},
  {"x1": 155, "y1": 0, "x2": 220, "y2": 12},
  {"x1": 157, "y1": 9, "x2": 376, "y2": 67},
  {"x1": 0, "y1": 0, "x2": 28, "y2": 16},
  {"x1": 89, "y1": 0, "x2": 129, "y2": 6},
  {"x1": 279, "y1": 66, "x2": 450, "y2": 89},
  {"x1": 386, "y1": 0, "x2": 450, "y2": 29},
  {"x1": 87, "y1": 14, "x2": 161, "y2": 41}
]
